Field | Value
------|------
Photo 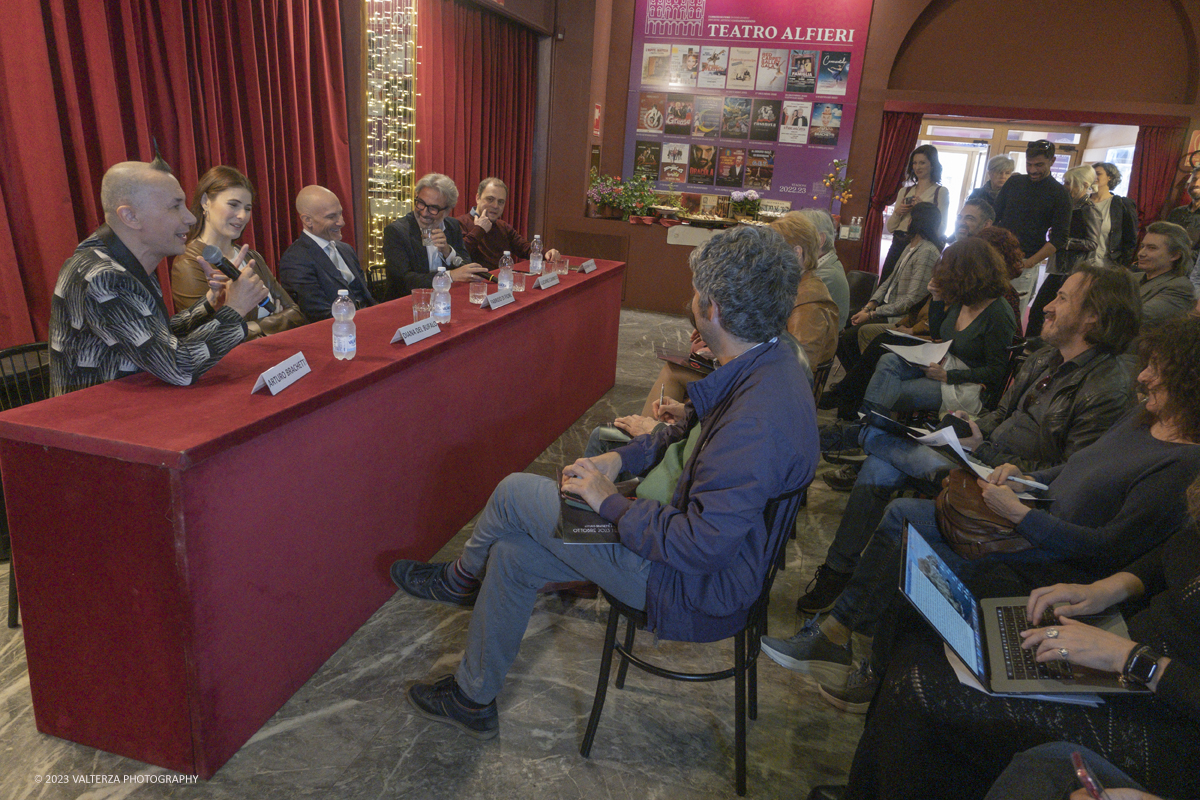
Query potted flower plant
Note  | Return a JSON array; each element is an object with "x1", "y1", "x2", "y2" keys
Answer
[{"x1": 729, "y1": 189, "x2": 761, "y2": 220}]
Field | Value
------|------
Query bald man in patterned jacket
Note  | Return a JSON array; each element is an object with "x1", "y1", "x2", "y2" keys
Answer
[{"x1": 49, "y1": 159, "x2": 268, "y2": 396}]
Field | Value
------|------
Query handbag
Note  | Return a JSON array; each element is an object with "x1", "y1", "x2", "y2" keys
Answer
[{"x1": 934, "y1": 468, "x2": 1033, "y2": 560}]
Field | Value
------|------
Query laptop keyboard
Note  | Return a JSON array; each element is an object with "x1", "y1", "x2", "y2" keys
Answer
[{"x1": 997, "y1": 605, "x2": 1074, "y2": 681}]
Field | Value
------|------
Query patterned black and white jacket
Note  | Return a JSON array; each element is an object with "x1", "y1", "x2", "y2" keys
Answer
[{"x1": 49, "y1": 225, "x2": 247, "y2": 396}]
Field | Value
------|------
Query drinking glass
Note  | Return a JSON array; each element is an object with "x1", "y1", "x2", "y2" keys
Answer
[
  {"x1": 469, "y1": 281, "x2": 488, "y2": 304},
  {"x1": 413, "y1": 303, "x2": 431, "y2": 322},
  {"x1": 511, "y1": 271, "x2": 527, "y2": 292},
  {"x1": 553, "y1": 256, "x2": 570, "y2": 276}
]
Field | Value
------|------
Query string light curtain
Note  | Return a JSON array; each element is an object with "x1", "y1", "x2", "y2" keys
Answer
[
  {"x1": 0, "y1": 0, "x2": 353, "y2": 346},
  {"x1": 415, "y1": 0, "x2": 538, "y2": 233}
]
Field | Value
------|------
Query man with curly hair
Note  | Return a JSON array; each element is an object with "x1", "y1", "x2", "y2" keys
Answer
[{"x1": 388, "y1": 226, "x2": 818, "y2": 739}]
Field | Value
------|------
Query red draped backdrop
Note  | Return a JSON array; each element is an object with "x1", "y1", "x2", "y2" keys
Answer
[
  {"x1": 0, "y1": 0, "x2": 353, "y2": 349},
  {"x1": 857, "y1": 111, "x2": 924, "y2": 274},
  {"x1": 416, "y1": 0, "x2": 538, "y2": 232},
  {"x1": 1127, "y1": 125, "x2": 1189, "y2": 235}
]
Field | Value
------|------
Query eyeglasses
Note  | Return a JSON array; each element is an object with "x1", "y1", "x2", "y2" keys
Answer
[{"x1": 415, "y1": 197, "x2": 451, "y2": 214}]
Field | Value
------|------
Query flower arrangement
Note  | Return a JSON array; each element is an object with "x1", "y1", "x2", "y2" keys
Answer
[
  {"x1": 587, "y1": 170, "x2": 658, "y2": 218},
  {"x1": 729, "y1": 189, "x2": 760, "y2": 217},
  {"x1": 814, "y1": 158, "x2": 853, "y2": 211}
]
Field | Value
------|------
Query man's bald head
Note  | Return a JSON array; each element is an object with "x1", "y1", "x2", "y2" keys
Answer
[
  {"x1": 100, "y1": 161, "x2": 174, "y2": 221},
  {"x1": 296, "y1": 185, "x2": 345, "y2": 242}
]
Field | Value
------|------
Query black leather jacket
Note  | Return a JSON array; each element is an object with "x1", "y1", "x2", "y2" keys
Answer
[{"x1": 974, "y1": 345, "x2": 1134, "y2": 473}]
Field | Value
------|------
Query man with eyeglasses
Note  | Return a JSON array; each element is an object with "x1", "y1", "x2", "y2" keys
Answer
[
  {"x1": 383, "y1": 172, "x2": 488, "y2": 297},
  {"x1": 993, "y1": 140, "x2": 1073, "y2": 314},
  {"x1": 775, "y1": 264, "x2": 1138, "y2": 630}
]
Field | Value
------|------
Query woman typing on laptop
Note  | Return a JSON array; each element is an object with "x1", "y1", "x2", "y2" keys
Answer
[{"x1": 834, "y1": 475, "x2": 1200, "y2": 800}]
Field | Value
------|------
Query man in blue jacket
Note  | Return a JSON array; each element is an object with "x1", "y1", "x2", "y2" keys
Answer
[{"x1": 390, "y1": 225, "x2": 819, "y2": 739}]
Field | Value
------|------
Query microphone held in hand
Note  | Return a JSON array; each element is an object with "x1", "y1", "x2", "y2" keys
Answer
[{"x1": 201, "y1": 244, "x2": 276, "y2": 313}]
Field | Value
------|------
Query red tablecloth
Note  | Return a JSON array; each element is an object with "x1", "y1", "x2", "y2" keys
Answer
[{"x1": 0, "y1": 258, "x2": 625, "y2": 776}]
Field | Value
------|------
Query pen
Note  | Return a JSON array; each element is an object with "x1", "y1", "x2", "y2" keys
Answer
[
  {"x1": 1006, "y1": 475, "x2": 1049, "y2": 491},
  {"x1": 659, "y1": 383, "x2": 665, "y2": 409}
]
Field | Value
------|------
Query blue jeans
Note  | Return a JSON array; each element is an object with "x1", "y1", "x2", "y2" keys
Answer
[
  {"x1": 455, "y1": 473, "x2": 652, "y2": 704},
  {"x1": 982, "y1": 742, "x2": 1144, "y2": 800},
  {"x1": 825, "y1": 427, "x2": 954, "y2": 574},
  {"x1": 830, "y1": 497, "x2": 968, "y2": 637},
  {"x1": 862, "y1": 352, "x2": 944, "y2": 416}
]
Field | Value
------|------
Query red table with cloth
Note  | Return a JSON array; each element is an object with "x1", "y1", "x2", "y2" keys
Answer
[{"x1": 0, "y1": 258, "x2": 625, "y2": 777}]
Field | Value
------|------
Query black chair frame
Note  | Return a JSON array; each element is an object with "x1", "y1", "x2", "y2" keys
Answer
[
  {"x1": 579, "y1": 488, "x2": 805, "y2": 796},
  {"x1": 1, "y1": 341, "x2": 51, "y2": 628}
]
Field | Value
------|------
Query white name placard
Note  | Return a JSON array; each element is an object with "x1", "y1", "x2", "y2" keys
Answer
[
  {"x1": 252, "y1": 352, "x2": 310, "y2": 395},
  {"x1": 481, "y1": 288, "x2": 515, "y2": 310},
  {"x1": 391, "y1": 317, "x2": 441, "y2": 345},
  {"x1": 579, "y1": 259, "x2": 597, "y2": 273},
  {"x1": 534, "y1": 272, "x2": 560, "y2": 290}
]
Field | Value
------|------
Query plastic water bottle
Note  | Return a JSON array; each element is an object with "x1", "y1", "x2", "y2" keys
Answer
[
  {"x1": 431, "y1": 266, "x2": 452, "y2": 324},
  {"x1": 529, "y1": 235, "x2": 543, "y2": 275},
  {"x1": 497, "y1": 251, "x2": 514, "y2": 291},
  {"x1": 331, "y1": 289, "x2": 356, "y2": 360}
]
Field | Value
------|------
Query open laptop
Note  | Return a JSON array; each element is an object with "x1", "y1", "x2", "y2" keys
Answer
[{"x1": 900, "y1": 523, "x2": 1144, "y2": 695}]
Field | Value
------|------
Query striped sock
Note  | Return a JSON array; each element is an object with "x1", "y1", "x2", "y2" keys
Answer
[{"x1": 446, "y1": 559, "x2": 480, "y2": 594}]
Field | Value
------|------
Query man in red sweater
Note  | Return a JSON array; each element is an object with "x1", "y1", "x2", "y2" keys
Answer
[{"x1": 454, "y1": 177, "x2": 560, "y2": 270}]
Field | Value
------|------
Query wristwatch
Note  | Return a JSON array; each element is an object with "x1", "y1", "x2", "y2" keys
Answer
[{"x1": 1121, "y1": 644, "x2": 1162, "y2": 687}]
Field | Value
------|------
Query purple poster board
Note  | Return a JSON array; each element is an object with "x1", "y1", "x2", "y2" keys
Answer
[{"x1": 622, "y1": 0, "x2": 875, "y2": 212}]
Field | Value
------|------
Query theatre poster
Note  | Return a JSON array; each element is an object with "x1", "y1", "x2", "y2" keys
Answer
[{"x1": 622, "y1": 0, "x2": 874, "y2": 211}]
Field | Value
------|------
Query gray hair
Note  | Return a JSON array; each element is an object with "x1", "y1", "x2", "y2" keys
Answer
[
  {"x1": 1092, "y1": 162, "x2": 1123, "y2": 190},
  {"x1": 1062, "y1": 165, "x2": 1096, "y2": 196},
  {"x1": 796, "y1": 207, "x2": 837, "y2": 254},
  {"x1": 987, "y1": 155, "x2": 1015, "y2": 174},
  {"x1": 1146, "y1": 221, "x2": 1193, "y2": 275},
  {"x1": 689, "y1": 225, "x2": 800, "y2": 344},
  {"x1": 415, "y1": 173, "x2": 459, "y2": 208}
]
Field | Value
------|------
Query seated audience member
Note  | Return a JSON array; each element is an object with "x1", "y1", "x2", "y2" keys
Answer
[
  {"x1": 800, "y1": 265, "x2": 1138, "y2": 612},
  {"x1": 454, "y1": 177, "x2": 560, "y2": 270},
  {"x1": 797, "y1": 207, "x2": 851, "y2": 327},
  {"x1": 947, "y1": 197, "x2": 994, "y2": 243},
  {"x1": 171, "y1": 166, "x2": 305, "y2": 340},
  {"x1": 983, "y1": 742, "x2": 1165, "y2": 800},
  {"x1": 49, "y1": 160, "x2": 267, "y2": 396},
  {"x1": 388, "y1": 226, "x2": 817, "y2": 739},
  {"x1": 278, "y1": 185, "x2": 375, "y2": 321},
  {"x1": 966, "y1": 155, "x2": 1014, "y2": 209},
  {"x1": 850, "y1": 237, "x2": 1016, "y2": 422},
  {"x1": 821, "y1": 228, "x2": 1023, "y2": 422},
  {"x1": 763, "y1": 315, "x2": 1200, "y2": 717},
  {"x1": 1133, "y1": 221, "x2": 1197, "y2": 331},
  {"x1": 1091, "y1": 161, "x2": 1139, "y2": 268},
  {"x1": 837, "y1": 475, "x2": 1200, "y2": 800},
  {"x1": 632, "y1": 214, "x2": 833, "y2": 420},
  {"x1": 836, "y1": 202, "x2": 941, "y2": 375},
  {"x1": 1026, "y1": 165, "x2": 1101, "y2": 338},
  {"x1": 383, "y1": 173, "x2": 486, "y2": 297}
]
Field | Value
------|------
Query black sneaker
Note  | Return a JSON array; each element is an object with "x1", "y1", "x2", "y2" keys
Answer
[
  {"x1": 391, "y1": 560, "x2": 478, "y2": 607},
  {"x1": 759, "y1": 616, "x2": 853, "y2": 686},
  {"x1": 819, "y1": 422, "x2": 861, "y2": 453},
  {"x1": 818, "y1": 659, "x2": 879, "y2": 714},
  {"x1": 796, "y1": 564, "x2": 852, "y2": 614},
  {"x1": 408, "y1": 676, "x2": 499, "y2": 739},
  {"x1": 823, "y1": 463, "x2": 860, "y2": 492}
]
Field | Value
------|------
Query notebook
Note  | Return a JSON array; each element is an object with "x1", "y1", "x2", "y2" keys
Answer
[{"x1": 899, "y1": 523, "x2": 1143, "y2": 696}]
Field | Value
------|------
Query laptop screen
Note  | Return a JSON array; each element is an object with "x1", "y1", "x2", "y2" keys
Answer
[{"x1": 901, "y1": 524, "x2": 986, "y2": 678}]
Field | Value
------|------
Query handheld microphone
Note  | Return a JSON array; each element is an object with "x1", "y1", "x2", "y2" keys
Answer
[{"x1": 201, "y1": 244, "x2": 276, "y2": 313}]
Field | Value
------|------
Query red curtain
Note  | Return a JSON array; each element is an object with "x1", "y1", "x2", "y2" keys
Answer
[
  {"x1": 857, "y1": 111, "x2": 924, "y2": 274},
  {"x1": 416, "y1": 0, "x2": 537, "y2": 233},
  {"x1": 1127, "y1": 125, "x2": 1188, "y2": 234},
  {"x1": 0, "y1": 0, "x2": 353, "y2": 349}
]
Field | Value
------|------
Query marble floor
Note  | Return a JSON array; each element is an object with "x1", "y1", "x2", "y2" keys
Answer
[{"x1": 0, "y1": 309, "x2": 861, "y2": 800}]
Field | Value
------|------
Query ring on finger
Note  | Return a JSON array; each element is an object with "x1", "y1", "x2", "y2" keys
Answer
[
  {"x1": 1058, "y1": 647, "x2": 1069, "y2": 660},
  {"x1": 1046, "y1": 629, "x2": 1059, "y2": 639}
]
